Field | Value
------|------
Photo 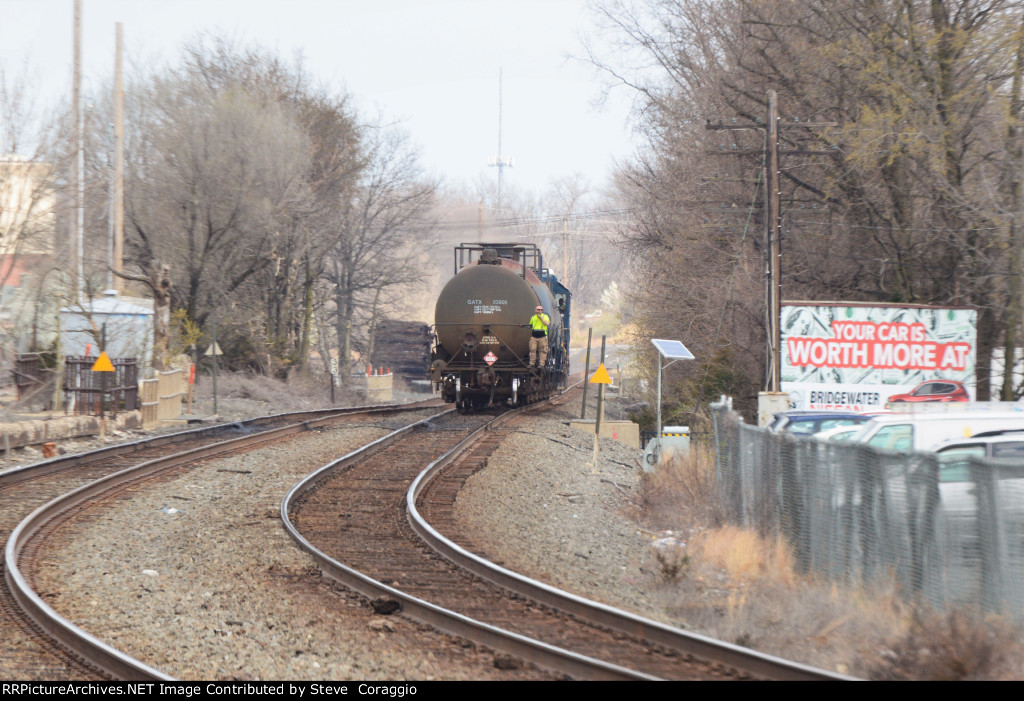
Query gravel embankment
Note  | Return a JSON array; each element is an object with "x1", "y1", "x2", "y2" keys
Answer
[
  {"x1": 31, "y1": 415, "x2": 552, "y2": 681},
  {"x1": 454, "y1": 401, "x2": 657, "y2": 615}
]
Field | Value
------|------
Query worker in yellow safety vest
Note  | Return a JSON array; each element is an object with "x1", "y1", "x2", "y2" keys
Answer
[{"x1": 528, "y1": 305, "x2": 550, "y2": 368}]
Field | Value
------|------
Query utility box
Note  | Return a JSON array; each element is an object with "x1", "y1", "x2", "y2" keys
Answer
[
  {"x1": 661, "y1": 425, "x2": 690, "y2": 451},
  {"x1": 758, "y1": 391, "x2": 790, "y2": 427},
  {"x1": 642, "y1": 425, "x2": 690, "y2": 471}
]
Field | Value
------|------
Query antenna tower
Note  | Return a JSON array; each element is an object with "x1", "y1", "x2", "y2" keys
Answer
[{"x1": 488, "y1": 68, "x2": 514, "y2": 209}]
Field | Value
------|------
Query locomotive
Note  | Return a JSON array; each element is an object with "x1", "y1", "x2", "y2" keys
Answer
[{"x1": 430, "y1": 243, "x2": 571, "y2": 410}]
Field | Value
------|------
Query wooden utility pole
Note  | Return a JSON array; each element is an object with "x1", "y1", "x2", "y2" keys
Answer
[
  {"x1": 112, "y1": 22, "x2": 125, "y2": 293},
  {"x1": 73, "y1": 0, "x2": 83, "y2": 300},
  {"x1": 765, "y1": 90, "x2": 782, "y2": 392},
  {"x1": 705, "y1": 91, "x2": 835, "y2": 393}
]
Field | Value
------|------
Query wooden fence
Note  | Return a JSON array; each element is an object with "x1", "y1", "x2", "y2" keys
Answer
[{"x1": 140, "y1": 368, "x2": 186, "y2": 428}]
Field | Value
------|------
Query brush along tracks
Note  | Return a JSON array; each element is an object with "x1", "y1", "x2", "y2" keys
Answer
[
  {"x1": 286, "y1": 391, "x2": 849, "y2": 680},
  {"x1": 3, "y1": 400, "x2": 441, "y2": 680}
]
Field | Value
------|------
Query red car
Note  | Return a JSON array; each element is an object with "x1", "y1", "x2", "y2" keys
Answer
[{"x1": 886, "y1": 379, "x2": 969, "y2": 404}]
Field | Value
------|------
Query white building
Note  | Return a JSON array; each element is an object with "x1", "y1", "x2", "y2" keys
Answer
[{"x1": 61, "y1": 290, "x2": 154, "y2": 367}]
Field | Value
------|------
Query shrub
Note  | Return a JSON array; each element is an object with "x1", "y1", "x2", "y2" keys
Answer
[{"x1": 868, "y1": 609, "x2": 1020, "y2": 681}]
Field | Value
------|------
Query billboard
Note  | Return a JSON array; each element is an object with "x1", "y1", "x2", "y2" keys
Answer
[{"x1": 780, "y1": 303, "x2": 977, "y2": 411}]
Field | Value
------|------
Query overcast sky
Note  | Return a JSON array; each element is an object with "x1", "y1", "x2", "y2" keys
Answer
[{"x1": 1, "y1": 0, "x2": 639, "y2": 194}]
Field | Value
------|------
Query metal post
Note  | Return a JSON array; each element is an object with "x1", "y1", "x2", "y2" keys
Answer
[
  {"x1": 581, "y1": 328, "x2": 593, "y2": 418},
  {"x1": 657, "y1": 353, "x2": 663, "y2": 440},
  {"x1": 595, "y1": 335, "x2": 607, "y2": 438},
  {"x1": 101, "y1": 323, "x2": 107, "y2": 419},
  {"x1": 212, "y1": 312, "x2": 219, "y2": 416},
  {"x1": 53, "y1": 298, "x2": 62, "y2": 411}
]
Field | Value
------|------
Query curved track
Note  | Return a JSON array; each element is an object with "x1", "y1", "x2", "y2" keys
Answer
[
  {"x1": 7, "y1": 392, "x2": 854, "y2": 681},
  {"x1": 285, "y1": 390, "x2": 852, "y2": 680},
  {"x1": 2, "y1": 401, "x2": 440, "y2": 680}
]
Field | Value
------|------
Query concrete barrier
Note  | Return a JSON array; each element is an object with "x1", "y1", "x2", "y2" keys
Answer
[{"x1": 0, "y1": 411, "x2": 142, "y2": 451}]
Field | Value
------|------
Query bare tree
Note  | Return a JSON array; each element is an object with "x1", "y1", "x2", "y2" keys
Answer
[
  {"x1": 122, "y1": 42, "x2": 318, "y2": 368},
  {"x1": 0, "y1": 61, "x2": 69, "y2": 368},
  {"x1": 320, "y1": 124, "x2": 437, "y2": 382},
  {"x1": 587, "y1": 0, "x2": 1024, "y2": 416}
]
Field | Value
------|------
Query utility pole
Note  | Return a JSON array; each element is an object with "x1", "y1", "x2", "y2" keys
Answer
[
  {"x1": 706, "y1": 91, "x2": 835, "y2": 393},
  {"x1": 765, "y1": 90, "x2": 782, "y2": 392},
  {"x1": 112, "y1": 22, "x2": 125, "y2": 293},
  {"x1": 73, "y1": 0, "x2": 84, "y2": 301},
  {"x1": 562, "y1": 216, "x2": 569, "y2": 284}
]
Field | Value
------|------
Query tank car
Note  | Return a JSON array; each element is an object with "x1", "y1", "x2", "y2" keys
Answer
[{"x1": 430, "y1": 243, "x2": 571, "y2": 410}]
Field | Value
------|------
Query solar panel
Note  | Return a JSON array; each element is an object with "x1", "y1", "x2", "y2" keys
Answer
[{"x1": 651, "y1": 339, "x2": 694, "y2": 360}]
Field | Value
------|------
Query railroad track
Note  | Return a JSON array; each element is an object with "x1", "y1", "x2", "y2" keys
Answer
[
  {"x1": 7, "y1": 391, "x2": 853, "y2": 680},
  {"x1": 285, "y1": 389, "x2": 853, "y2": 680},
  {"x1": 2, "y1": 400, "x2": 441, "y2": 680}
]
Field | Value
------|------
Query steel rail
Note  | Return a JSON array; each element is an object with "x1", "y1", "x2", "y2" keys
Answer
[
  {"x1": 4, "y1": 400, "x2": 438, "y2": 680},
  {"x1": 0, "y1": 398, "x2": 441, "y2": 490},
  {"x1": 405, "y1": 398, "x2": 860, "y2": 681},
  {"x1": 281, "y1": 406, "x2": 659, "y2": 681}
]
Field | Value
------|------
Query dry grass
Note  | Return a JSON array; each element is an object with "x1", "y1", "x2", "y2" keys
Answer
[
  {"x1": 867, "y1": 609, "x2": 1020, "y2": 681},
  {"x1": 631, "y1": 447, "x2": 1024, "y2": 679},
  {"x1": 693, "y1": 525, "x2": 796, "y2": 587},
  {"x1": 635, "y1": 445, "x2": 721, "y2": 530}
]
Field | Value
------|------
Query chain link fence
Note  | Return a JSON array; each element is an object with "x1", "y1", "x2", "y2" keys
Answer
[{"x1": 710, "y1": 398, "x2": 1024, "y2": 616}]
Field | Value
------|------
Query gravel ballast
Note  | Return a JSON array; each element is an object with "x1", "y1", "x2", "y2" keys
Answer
[
  {"x1": 454, "y1": 404, "x2": 656, "y2": 615},
  {"x1": 31, "y1": 418, "x2": 552, "y2": 681},
  {"x1": 28, "y1": 389, "x2": 857, "y2": 680}
]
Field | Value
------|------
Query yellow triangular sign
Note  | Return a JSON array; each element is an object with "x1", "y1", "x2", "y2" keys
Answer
[
  {"x1": 589, "y1": 363, "x2": 612, "y2": 384},
  {"x1": 91, "y1": 351, "x2": 115, "y2": 372}
]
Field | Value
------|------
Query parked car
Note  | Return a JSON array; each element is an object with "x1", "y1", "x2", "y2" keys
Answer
[
  {"x1": 814, "y1": 425, "x2": 862, "y2": 442},
  {"x1": 931, "y1": 434, "x2": 1024, "y2": 545},
  {"x1": 886, "y1": 379, "x2": 969, "y2": 407},
  {"x1": 768, "y1": 410, "x2": 871, "y2": 436},
  {"x1": 934, "y1": 431, "x2": 1024, "y2": 464},
  {"x1": 848, "y1": 412, "x2": 1024, "y2": 453}
]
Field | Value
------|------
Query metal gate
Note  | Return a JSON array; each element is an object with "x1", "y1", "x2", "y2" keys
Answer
[
  {"x1": 63, "y1": 356, "x2": 138, "y2": 416},
  {"x1": 13, "y1": 354, "x2": 44, "y2": 400}
]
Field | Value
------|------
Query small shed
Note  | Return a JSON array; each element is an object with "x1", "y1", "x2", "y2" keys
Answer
[{"x1": 60, "y1": 290, "x2": 153, "y2": 366}]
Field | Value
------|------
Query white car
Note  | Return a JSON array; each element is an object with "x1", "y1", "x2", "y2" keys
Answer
[
  {"x1": 814, "y1": 425, "x2": 861, "y2": 442},
  {"x1": 934, "y1": 432, "x2": 1024, "y2": 463},
  {"x1": 848, "y1": 412, "x2": 1024, "y2": 453}
]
